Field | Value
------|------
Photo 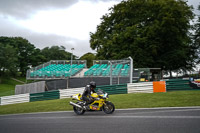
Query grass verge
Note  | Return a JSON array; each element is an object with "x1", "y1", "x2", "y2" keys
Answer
[
  {"x1": 0, "y1": 77, "x2": 34, "y2": 97},
  {"x1": 0, "y1": 78, "x2": 25, "y2": 97},
  {"x1": 0, "y1": 90, "x2": 200, "y2": 115}
]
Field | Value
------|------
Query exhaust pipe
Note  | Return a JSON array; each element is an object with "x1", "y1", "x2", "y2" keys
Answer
[{"x1": 69, "y1": 101, "x2": 83, "y2": 109}]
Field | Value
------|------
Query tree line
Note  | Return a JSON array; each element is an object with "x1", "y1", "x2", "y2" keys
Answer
[
  {"x1": 0, "y1": 0, "x2": 200, "y2": 78},
  {"x1": 0, "y1": 37, "x2": 76, "y2": 77}
]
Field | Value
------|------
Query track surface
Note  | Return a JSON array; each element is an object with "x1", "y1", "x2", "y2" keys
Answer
[{"x1": 0, "y1": 107, "x2": 200, "y2": 133}]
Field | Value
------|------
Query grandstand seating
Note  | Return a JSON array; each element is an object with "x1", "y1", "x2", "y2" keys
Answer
[
  {"x1": 30, "y1": 64, "x2": 85, "y2": 78},
  {"x1": 27, "y1": 59, "x2": 130, "y2": 79},
  {"x1": 84, "y1": 64, "x2": 99, "y2": 76},
  {"x1": 112, "y1": 64, "x2": 123, "y2": 76},
  {"x1": 93, "y1": 64, "x2": 108, "y2": 76},
  {"x1": 84, "y1": 63, "x2": 129, "y2": 77},
  {"x1": 120, "y1": 64, "x2": 130, "y2": 76}
]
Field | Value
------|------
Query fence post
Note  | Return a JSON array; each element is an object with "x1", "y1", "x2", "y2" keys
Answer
[
  {"x1": 129, "y1": 56, "x2": 133, "y2": 83},
  {"x1": 109, "y1": 61, "x2": 112, "y2": 85}
]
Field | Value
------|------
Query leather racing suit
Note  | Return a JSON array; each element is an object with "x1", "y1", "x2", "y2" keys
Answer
[{"x1": 82, "y1": 85, "x2": 96, "y2": 104}]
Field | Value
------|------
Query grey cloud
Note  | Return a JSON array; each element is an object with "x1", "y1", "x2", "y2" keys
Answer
[
  {"x1": 0, "y1": 0, "x2": 122, "y2": 19},
  {"x1": 0, "y1": 0, "x2": 198, "y2": 20},
  {"x1": 0, "y1": 16, "x2": 94, "y2": 57},
  {"x1": 0, "y1": 0, "x2": 121, "y2": 19},
  {"x1": 187, "y1": 0, "x2": 200, "y2": 15},
  {"x1": 0, "y1": 0, "x2": 78, "y2": 19},
  {"x1": 89, "y1": 0, "x2": 121, "y2": 2},
  {"x1": 28, "y1": 34, "x2": 95, "y2": 57}
]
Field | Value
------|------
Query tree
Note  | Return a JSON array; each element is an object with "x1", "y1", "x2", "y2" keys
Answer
[
  {"x1": 0, "y1": 36, "x2": 80, "y2": 78},
  {"x1": 90, "y1": 0, "x2": 196, "y2": 75},
  {"x1": 41, "y1": 46, "x2": 74, "y2": 62},
  {"x1": 29, "y1": 48, "x2": 46, "y2": 67},
  {"x1": 14, "y1": 37, "x2": 42, "y2": 76},
  {"x1": 194, "y1": 4, "x2": 200, "y2": 64},
  {"x1": 0, "y1": 37, "x2": 44, "y2": 76},
  {"x1": 80, "y1": 53, "x2": 96, "y2": 67},
  {"x1": 0, "y1": 43, "x2": 18, "y2": 77}
]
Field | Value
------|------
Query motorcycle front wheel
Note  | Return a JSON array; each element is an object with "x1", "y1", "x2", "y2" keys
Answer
[
  {"x1": 73, "y1": 102, "x2": 85, "y2": 115},
  {"x1": 103, "y1": 101, "x2": 115, "y2": 114}
]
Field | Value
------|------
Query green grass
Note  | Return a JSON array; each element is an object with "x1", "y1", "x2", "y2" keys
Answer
[
  {"x1": 0, "y1": 98, "x2": 72, "y2": 115},
  {"x1": 0, "y1": 78, "x2": 25, "y2": 97},
  {"x1": 0, "y1": 77, "x2": 31, "y2": 97},
  {"x1": 111, "y1": 90, "x2": 200, "y2": 108},
  {"x1": 14, "y1": 77, "x2": 33, "y2": 83},
  {"x1": 0, "y1": 90, "x2": 200, "y2": 115},
  {"x1": 0, "y1": 84, "x2": 16, "y2": 97},
  {"x1": 14, "y1": 77, "x2": 26, "y2": 82}
]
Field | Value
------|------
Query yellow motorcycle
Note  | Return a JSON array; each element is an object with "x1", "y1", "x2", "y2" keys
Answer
[{"x1": 69, "y1": 89, "x2": 115, "y2": 115}]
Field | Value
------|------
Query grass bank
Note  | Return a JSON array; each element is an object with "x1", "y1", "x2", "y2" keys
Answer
[
  {"x1": 0, "y1": 77, "x2": 34, "y2": 97},
  {"x1": 0, "y1": 78, "x2": 24, "y2": 97},
  {"x1": 0, "y1": 90, "x2": 200, "y2": 115}
]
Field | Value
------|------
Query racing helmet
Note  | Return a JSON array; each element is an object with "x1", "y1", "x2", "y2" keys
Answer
[{"x1": 90, "y1": 81, "x2": 96, "y2": 89}]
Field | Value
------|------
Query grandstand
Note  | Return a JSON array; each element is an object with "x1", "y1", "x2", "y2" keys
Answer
[
  {"x1": 26, "y1": 60, "x2": 86, "y2": 80},
  {"x1": 23, "y1": 57, "x2": 162, "y2": 90},
  {"x1": 27, "y1": 58, "x2": 132, "y2": 80},
  {"x1": 22, "y1": 58, "x2": 133, "y2": 91},
  {"x1": 26, "y1": 57, "x2": 133, "y2": 88},
  {"x1": 84, "y1": 60, "x2": 130, "y2": 77}
]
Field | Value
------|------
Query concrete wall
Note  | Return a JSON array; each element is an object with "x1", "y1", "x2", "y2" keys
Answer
[{"x1": 15, "y1": 81, "x2": 45, "y2": 95}]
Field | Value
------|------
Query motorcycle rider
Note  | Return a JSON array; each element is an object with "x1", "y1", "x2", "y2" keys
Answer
[{"x1": 82, "y1": 81, "x2": 96, "y2": 109}]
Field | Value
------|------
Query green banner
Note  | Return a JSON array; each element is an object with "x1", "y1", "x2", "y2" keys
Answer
[
  {"x1": 166, "y1": 79, "x2": 192, "y2": 91},
  {"x1": 30, "y1": 90, "x2": 60, "y2": 102},
  {"x1": 96, "y1": 84, "x2": 127, "y2": 95}
]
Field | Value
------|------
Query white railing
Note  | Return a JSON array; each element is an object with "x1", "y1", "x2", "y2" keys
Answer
[
  {"x1": 1, "y1": 82, "x2": 163, "y2": 106},
  {"x1": 0, "y1": 94, "x2": 29, "y2": 105},
  {"x1": 127, "y1": 82, "x2": 153, "y2": 93},
  {"x1": 59, "y1": 88, "x2": 84, "y2": 99}
]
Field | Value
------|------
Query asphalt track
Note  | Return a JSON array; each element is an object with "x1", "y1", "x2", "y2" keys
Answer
[{"x1": 0, "y1": 107, "x2": 200, "y2": 133}]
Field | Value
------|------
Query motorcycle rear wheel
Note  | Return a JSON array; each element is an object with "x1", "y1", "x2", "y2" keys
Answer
[
  {"x1": 103, "y1": 101, "x2": 115, "y2": 114},
  {"x1": 73, "y1": 102, "x2": 85, "y2": 115}
]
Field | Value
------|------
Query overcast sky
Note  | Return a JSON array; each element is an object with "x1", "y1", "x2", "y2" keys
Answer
[{"x1": 0, "y1": 0, "x2": 199, "y2": 57}]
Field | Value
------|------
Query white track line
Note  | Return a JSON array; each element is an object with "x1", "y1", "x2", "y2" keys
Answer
[
  {"x1": 0, "y1": 111, "x2": 73, "y2": 117},
  {"x1": 116, "y1": 106, "x2": 200, "y2": 110},
  {"x1": 119, "y1": 108, "x2": 200, "y2": 115},
  {"x1": 1, "y1": 115, "x2": 200, "y2": 120},
  {"x1": 1, "y1": 106, "x2": 200, "y2": 117}
]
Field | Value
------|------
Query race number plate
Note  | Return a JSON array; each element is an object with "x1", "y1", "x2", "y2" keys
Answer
[{"x1": 92, "y1": 106, "x2": 98, "y2": 110}]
